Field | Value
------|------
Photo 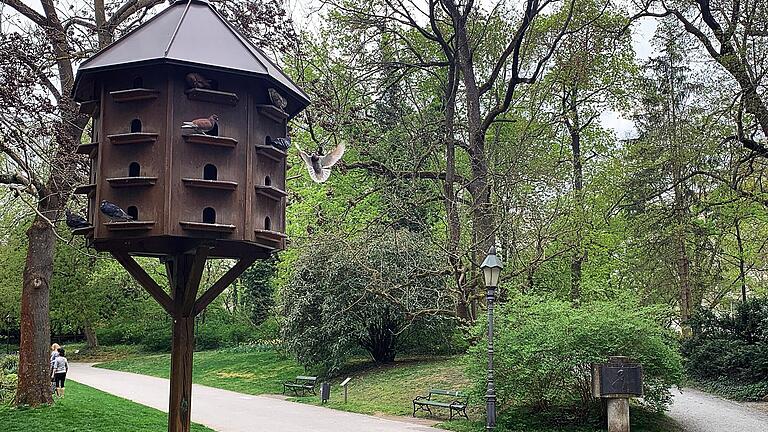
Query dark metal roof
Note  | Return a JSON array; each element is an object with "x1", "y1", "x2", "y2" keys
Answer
[{"x1": 73, "y1": 0, "x2": 309, "y2": 115}]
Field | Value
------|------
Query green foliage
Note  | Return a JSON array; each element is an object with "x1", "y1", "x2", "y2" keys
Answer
[
  {"x1": 282, "y1": 229, "x2": 454, "y2": 372},
  {"x1": 98, "y1": 306, "x2": 259, "y2": 352},
  {"x1": 0, "y1": 381, "x2": 213, "y2": 431},
  {"x1": 239, "y1": 258, "x2": 277, "y2": 326},
  {"x1": 468, "y1": 297, "x2": 682, "y2": 417},
  {"x1": 0, "y1": 354, "x2": 17, "y2": 374},
  {"x1": 440, "y1": 407, "x2": 679, "y2": 432},
  {"x1": 0, "y1": 354, "x2": 18, "y2": 404},
  {"x1": 682, "y1": 299, "x2": 768, "y2": 400}
]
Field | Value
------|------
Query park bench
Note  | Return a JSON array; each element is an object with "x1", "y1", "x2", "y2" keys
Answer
[
  {"x1": 282, "y1": 375, "x2": 318, "y2": 396},
  {"x1": 412, "y1": 389, "x2": 469, "y2": 420}
]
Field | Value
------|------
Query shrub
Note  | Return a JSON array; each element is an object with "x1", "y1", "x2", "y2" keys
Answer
[
  {"x1": 282, "y1": 229, "x2": 454, "y2": 373},
  {"x1": 468, "y1": 297, "x2": 682, "y2": 418},
  {"x1": 0, "y1": 354, "x2": 17, "y2": 374},
  {"x1": 0, "y1": 354, "x2": 18, "y2": 404},
  {"x1": 682, "y1": 299, "x2": 768, "y2": 400}
]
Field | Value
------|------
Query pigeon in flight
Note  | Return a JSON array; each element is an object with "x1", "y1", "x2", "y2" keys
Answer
[
  {"x1": 181, "y1": 114, "x2": 219, "y2": 135},
  {"x1": 268, "y1": 88, "x2": 288, "y2": 111},
  {"x1": 100, "y1": 200, "x2": 133, "y2": 221},
  {"x1": 268, "y1": 136, "x2": 291, "y2": 151},
  {"x1": 186, "y1": 72, "x2": 212, "y2": 89},
  {"x1": 65, "y1": 210, "x2": 90, "y2": 229},
  {"x1": 296, "y1": 142, "x2": 346, "y2": 183}
]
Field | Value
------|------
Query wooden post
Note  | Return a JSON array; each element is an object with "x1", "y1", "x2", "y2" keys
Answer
[
  {"x1": 114, "y1": 250, "x2": 255, "y2": 432},
  {"x1": 606, "y1": 398, "x2": 630, "y2": 432},
  {"x1": 167, "y1": 254, "x2": 198, "y2": 432}
]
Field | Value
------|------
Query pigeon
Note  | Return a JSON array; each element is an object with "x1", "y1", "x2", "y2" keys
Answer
[
  {"x1": 181, "y1": 114, "x2": 219, "y2": 135},
  {"x1": 65, "y1": 210, "x2": 90, "y2": 229},
  {"x1": 100, "y1": 200, "x2": 133, "y2": 221},
  {"x1": 296, "y1": 142, "x2": 346, "y2": 183},
  {"x1": 268, "y1": 136, "x2": 291, "y2": 151},
  {"x1": 186, "y1": 72, "x2": 212, "y2": 89},
  {"x1": 268, "y1": 88, "x2": 288, "y2": 111}
]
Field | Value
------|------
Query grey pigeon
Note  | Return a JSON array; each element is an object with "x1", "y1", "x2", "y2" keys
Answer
[
  {"x1": 186, "y1": 72, "x2": 212, "y2": 89},
  {"x1": 268, "y1": 136, "x2": 291, "y2": 151},
  {"x1": 65, "y1": 210, "x2": 89, "y2": 229},
  {"x1": 268, "y1": 88, "x2": 287, "y2": 111},
  {"x1": 100, "y1": 200, "x2": 133, "y2": 221},
  {"x1": 296, "y1": 142, "x2": 346, "y2": 183},
  {"x1": 181, "y1": 114, "x2": 219, "y2": 135}
]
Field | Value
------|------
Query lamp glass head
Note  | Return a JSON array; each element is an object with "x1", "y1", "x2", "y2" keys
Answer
[{"x1": 481, "y1": 246, "x2": 503, "y2": 287}]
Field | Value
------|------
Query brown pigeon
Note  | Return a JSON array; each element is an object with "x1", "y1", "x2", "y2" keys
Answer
[
  {"x1": 268, "y1": 88, "x2": 288, "y2": 111},
  {"x1": 182, "y1": 114, "x2": 219, "y2": 135},
  {"x1": 186, "y1": 72, "x2": 212, "y2": 89}
]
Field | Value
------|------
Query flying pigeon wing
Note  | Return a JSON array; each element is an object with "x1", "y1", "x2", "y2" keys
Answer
[
  {"x1": 320, "y1": 142, "x2": 346, "y2": 168},
  {"x1": 296, "y1": 144, "x2": 313, "y2": 167}
]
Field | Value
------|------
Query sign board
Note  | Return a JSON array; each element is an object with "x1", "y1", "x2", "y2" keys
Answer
[
  {"x1": 340, "y1": 377, "x2": 352, "y2": 387},
  {"x1": 592, "y1": 359, "x2": 643, "y2": 398}
]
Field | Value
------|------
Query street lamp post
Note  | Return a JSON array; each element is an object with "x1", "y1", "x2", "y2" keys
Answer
[{"x1": 481, "y1": 246, "x2": 503, "y2": 431}]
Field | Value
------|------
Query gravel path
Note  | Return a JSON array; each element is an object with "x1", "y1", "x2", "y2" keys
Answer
[
  {"x1": 668, "y1": 387, "x2": 768, "y2": 432},
  {"x1": 69, "y1": 363, "x2": 440, "y2": 432}
]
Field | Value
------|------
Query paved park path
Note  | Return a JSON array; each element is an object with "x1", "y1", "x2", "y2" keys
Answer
[
  {"x1": 668, "y1": 387, "x2": 768, "y2": 432},
  {"x1": 69, "y1": 363, "x2": 440, "y2": 432}
]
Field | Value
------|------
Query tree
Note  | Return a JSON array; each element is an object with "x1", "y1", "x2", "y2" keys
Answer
[
  {"x1": 239, "y1": 259, "x2": 277, "y2": 326},
  {"x1": 282, "y1": 229, "x2": 453, "y2": 371},
  {"x1": 634, "y1": 0, "x2": 768, "y2": 154},
  {"x1": 0, "y1": 0, "x2": 296, "y2": 407},
  {"x1": 543, "y1": 1, "x2": 635, "y2": 304},
  {"x1": 295, "y1": 0, "x2": 587, "y2": 321}
]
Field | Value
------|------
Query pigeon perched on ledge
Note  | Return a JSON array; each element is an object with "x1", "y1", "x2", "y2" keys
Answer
[
  {"x1": 268, "y1": 88, "x2": 287, "y2": 111},
  {"x1": 268, "y1": 136, "x2": 291, "y2": 151},
  {"x1": 65, "y1": 210, "x2": 90, "y2": 229},
  {"x1": 186, "y1": 72, "x2": 212, "y2": 89},
  {"x1": 100, "y1": 200, "x2": 133, "y2": 221},
  {"x1": 296, "y1": 142, "x2": 346, "y2": 183},
  {"x1": 181, "y1": 114, "x2": 219, "y2": 135}
]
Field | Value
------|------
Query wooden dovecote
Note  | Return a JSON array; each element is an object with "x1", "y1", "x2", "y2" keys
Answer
[{"x1": 72, "y1": 0, "x2": 309, "y2": 259}]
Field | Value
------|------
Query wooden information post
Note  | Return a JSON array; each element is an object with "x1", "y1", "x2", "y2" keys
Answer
[{"x1": 71, "y1": 1, "x2": 309, "y2": 430}]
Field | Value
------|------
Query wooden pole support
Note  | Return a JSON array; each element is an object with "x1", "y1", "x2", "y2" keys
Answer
[
  {"x1": 112, "y1": 249, "x2": 258, "y2": 432},
  {"x1": 169, "y1": 315, "x2": 194, "y2": 432},
  {"x1": 168, "y1": 254, "x2": 196, "y2": 432}
]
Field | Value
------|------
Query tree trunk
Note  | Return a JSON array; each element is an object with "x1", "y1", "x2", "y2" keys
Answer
[
  {"x1": 735, "y1": 218, "x2": 747, "y2": 302},
  {"x1": 673, "y1": 157, "x2": 691, "y2": 326},
  {"x1": 442, "y1": 65, "x2": 469, "y2": 321},
  {"x1": 15, "y1": 215, "x2": 56, "y2": 406},
  {"x1": 566, "y1": 86, "x2": 585, "y2": 306},
  {"x1": 84, "y1": 321, "x2": 99, "y2": 349},
  {"x1": 452, "y1": 10, "x2": 494, "y2": 321}
]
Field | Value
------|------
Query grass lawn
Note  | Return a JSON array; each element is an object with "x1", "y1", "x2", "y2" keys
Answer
[
  {"x1": 97, "y1": 348, "x2": 307, "y2": 395},
  {"x1": 96, "y1": 348, "x2": 679, "y2": 432},
  {"x1": 0, "y1": 381, "x2": 213, "y2": 432},
  {"x1": 65, "y1": 343, "x2": 148, "y2": 363},
  {"x1": 293, "y1": 356, "x2": 473, "y2": 417}
]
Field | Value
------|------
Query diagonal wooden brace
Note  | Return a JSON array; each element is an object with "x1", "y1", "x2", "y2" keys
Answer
[
  {"x1": 111, "y1": 251, "x2": 174, "y2": 315},
  {"x1": 193, "y1": 254, "x2": 258, "y2": 316}
]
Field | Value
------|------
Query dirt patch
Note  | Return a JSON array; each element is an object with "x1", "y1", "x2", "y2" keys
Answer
[{"x1": 744, "y1": 401, "x2": 768, "y2": 415}]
